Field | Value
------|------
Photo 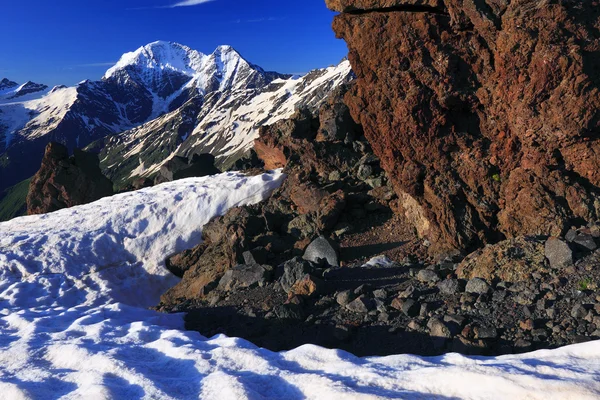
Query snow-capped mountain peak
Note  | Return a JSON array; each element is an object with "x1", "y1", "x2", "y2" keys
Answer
[{"x1": 104, "y1": 41, "x2": 205, "y2": 80}]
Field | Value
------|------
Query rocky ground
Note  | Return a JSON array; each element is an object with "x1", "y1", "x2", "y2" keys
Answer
[
  {"x1": 161, "y1": 228, "x2": 600, "y2": 357},
  {"x1": 157, "y1": 83, "x2": 600, "y2": 357}
]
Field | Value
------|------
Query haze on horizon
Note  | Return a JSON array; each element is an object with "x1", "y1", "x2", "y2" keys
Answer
[{"x1": 0, "y1": 0, "x2": 347, "y2": 87}]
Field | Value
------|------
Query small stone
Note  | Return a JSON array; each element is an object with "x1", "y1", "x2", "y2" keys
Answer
[
  {"x1": 274, "y1": 304, "x2": 303, "y2": 320},
  {"x1": 217, "y1": 264, "x2": 272, "y2": 291},
  {"x1": 354, "y1": 284, "x2": 372, "y2": 296},
  {"x1": 408, "y1": 320, "x2": 421, "y2": 331},
  {"x1": 417, "y1": 269, "x2": 441, "y2": 283},
  {"x1": 373, "y1": 289, "x2": 388, "y2": 299},
  {"x1": 336, "y1": 290, "x2": 355, "y2": 306},
  {"x1": 573, "y1": 234, "x2": 597, "y2": 251},
  {"x1": 465, "y1": 278, "x2": 491, "y2": 295},
  {"x1": 427, "y1": 318, "x2": 452, "y2": 338},
  {"x1": 288, "y1": 274, "x2": 323, "y2": 298},
  {"x1": 391, "y1": 298, "x2": 419, "y2": 317},
  {"x1": 565, "y1": 229, "x2": 577, "y2": 242},
  {"x1": 329, "y1": 170, "x2": 342, "y2": 181},
  {"x1": 514, "y1": 339, "x2": 532, "y2": 351},
  {"x1": 357, "y1": 164, "x2": 374, "y2": 180},
  {"x1": 303, "y1": 235, "x2": 339, "y2": 267},
  {"x1": 397, "y1": 285, "x2": 416, "y2": 299},
  {"x1": 346, "y1": 295, "x2": 375, "y2": 313},
  {"x1": 545, "y1": 237, "x2": 573, "y2": 269},
  {"x1": 532, "y1": 328, "x2": 548, "y2": 339},
  {"x1": 419, "y1": 303, "x2": 430, "y2": 317},
  {"x1": 437, "y1": 279, "x2": 463, "y2": 295},
  {"x1": 242, "y1": 247, "x2": 268, "y2": 266},
  {"x1": 473, "y1": 326, "x2": 497, "y2": 339},
  {"x1": 444, "y1": 314, "x2": 466, "y2": 327},
  {"x1": 571, "y1": 304, "x2": 588, "y2": 319},
  {"x1": 280, "y1": 258, "x2": 313, "y2": 293},
  {"x1": 520, "y1": 319, "x2": 535, "y2": 331},
  {"x1": 378, "y1": 312, "x2": 390, "y2": 322}
]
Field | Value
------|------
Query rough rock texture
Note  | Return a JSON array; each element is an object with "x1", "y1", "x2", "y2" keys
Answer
[
  {"x1": 457, "y1": 237, "x2": 548, "y2": 282},
  {"x1": 329, "y1": 0, "x2": 600, "y2": 255},
  {"x1": 26, "y1": 142, "x2": 114, "y2": 215},
  {"x1": 160, "y1": 84, "x2": 409, "y2": 306},
  {"x1": 326, "y1": 0, "x2": 444, "y2": 12}
]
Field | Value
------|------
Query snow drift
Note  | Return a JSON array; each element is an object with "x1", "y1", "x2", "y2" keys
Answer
[{"x1": 0, "y1": 171, "x2": 599, "y2": 399}]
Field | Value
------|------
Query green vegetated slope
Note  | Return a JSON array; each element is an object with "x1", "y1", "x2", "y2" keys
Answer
[{"x1": 0, "y1": 178, "x2": 31, "y2": 221}]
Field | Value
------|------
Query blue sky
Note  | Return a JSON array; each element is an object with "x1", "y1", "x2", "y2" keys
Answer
[{"x1": 0, "y1": 0, "x2": 347, "y2": 86}]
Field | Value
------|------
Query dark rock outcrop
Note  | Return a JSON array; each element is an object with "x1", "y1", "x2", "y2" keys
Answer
[
  {"x1": 26, "y1": 142, "x2": 113, "y2": 215},
  {"x1": 160, "y1": 83, "x2": 404, "y2": 305},
  {"x1": 155, "y1": 153, "x2": 220, "y2": 185},
  {"x1": 328, "y1": 0, "x2": 600, "y2": 256}
]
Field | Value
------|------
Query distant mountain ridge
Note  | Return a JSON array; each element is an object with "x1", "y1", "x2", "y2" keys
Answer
[{"x1": 0, "y1": 41, "x2": 352, "y2": 199}]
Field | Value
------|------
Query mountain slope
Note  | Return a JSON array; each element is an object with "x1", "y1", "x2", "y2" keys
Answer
[
  {"x1": 93, "y1": 60, "x2": 354, "y2": 188},
  {"x1": 0, "y1": 41, "x2": 288, "y2": 196}
]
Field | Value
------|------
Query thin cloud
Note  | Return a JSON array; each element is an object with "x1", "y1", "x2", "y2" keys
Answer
[
  {"x1": 128, "y1": 0, "x2": 215, "y2": 10},
  {"x1": 169, "y1": 0, "x2": 214, "y2": 7}
]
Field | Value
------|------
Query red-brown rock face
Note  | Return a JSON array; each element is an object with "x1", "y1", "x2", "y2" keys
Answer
[
  {"x1": 328, "y1": 0, "x2": 600, "y2": 255},
  {"x1": 27, "y1": 142, "x2": 114, "y2": 215}
]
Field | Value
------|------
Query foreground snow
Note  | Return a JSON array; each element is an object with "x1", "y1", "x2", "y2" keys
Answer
[{"x1": 0, "y1": 171, "x2": 599, "y2": 399}]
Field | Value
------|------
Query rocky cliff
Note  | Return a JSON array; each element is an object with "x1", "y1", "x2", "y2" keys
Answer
[
  {"x1": 27, "y1": 143, "x2": 113, "y2": 215},
  {"x1": 327, "y1": 0, "x2": 600, "y2": 256}
]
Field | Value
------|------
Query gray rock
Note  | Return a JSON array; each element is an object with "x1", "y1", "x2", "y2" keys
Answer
[
  {"x1": 373, "y1": 289, "x2": 388, "y2": 299},
  {"x1": 571, "y1": 304, "x2": 588, "y2": 319},
  {"x1": 437, "y1": 279, "x2": 463, "y2": 295},
  {"x1": 336, "y1": 290, "x2": 355, "y2": 306},
  {"x1": 398, "y1": 285, "x2": 416, "y2": 299},
  {"x1": 218, "y1": 264, "x2": 272, "y2": 291},
  {"x1": 417, "y1": 269, "x2": 441, "y2": 283},
  {"x1": 346, "y1": 295, "x2": 375, "y2": 313},
  {"x1": 545, "y1": 237, "x2": 573, "y2": 269},
  {"x1": 280, "y1": 257, "x2": 313, "y2": 293},
  {"x1": 573, "y1": 234, "x2": 597, "y2": 251},
  {"x1": 400, "y1": 299, "x2": 420, "y2": 317},
  {"x1": 274, "y1": 304, "x2": 303, "y2": 320},
  {"x1": 303, "y1": 235, "x2": 339, "y2": 267},
  {"x1": 354, "y1": 284, "x2": 372, "y2": 296},
  {"x1": 242, "y1": 247, "x2": 268, "y2": 266},
  {"x1": 565, "y1": 229, "x2": 577, "y2": 242},
  {"x1": 465, "y1": 278, "x2": 491, "y2": 295},
  {"x1": 357, "y1": 164, "x2": 374, "y2": 180},
  {"x1": 474, "y1": 326, "x2": 497, "y2": 339},
  {"x1": 427, "y1": 318, "x2": 452, "y2": 338}
]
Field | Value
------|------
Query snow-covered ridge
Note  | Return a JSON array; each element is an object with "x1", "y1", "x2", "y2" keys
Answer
[
  {"x1": 104, "y1": 41, "x2": 279, "y2": 100},
  {"x1": 0, "y1": 173, "x2": 599, "y2": 399},
  {"x1": 97, "y1": 59, "x2": 354, "y2": 185},
  {"x1": 104, "y1": 41, "x2": 206, "y2": 80}
]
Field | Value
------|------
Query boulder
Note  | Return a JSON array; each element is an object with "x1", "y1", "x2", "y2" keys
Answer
[
  {"x1": 437, "y1": 279, "x2": 463, "y2": 296},
  {"x1": 217, "y1": 264, "x2": 273, "y2": 292},
  {"x1": 27, "y1": 143, "x2": 113, "y2": 215},
  {"x1": 346, "y1": 295, "x2": 375, "y2": 313},
  {"x1": 328, "y1": 0, "x2": 600, "y2": 256},
  {"x1": 280, "y1": 257, "x2": 314, "y2": 293},
  {"x1": 303, "y1": 235, "x2": 340, "y2": 267},
  {"x1": 288, "y1": 274, "x2": 324, "y2": 297},
  {"x1": 458, "y1": 237, "x2": 547, "y2": 282},
  {"x1": 545, "y1": 237, "x2": 574, "y2": 269},
  {"x1": 465, "y1": 278, "x2": 491, "y2": 295},
  {"x1": 416, "y1": 269, "x2": 440, "y2": 284}
]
